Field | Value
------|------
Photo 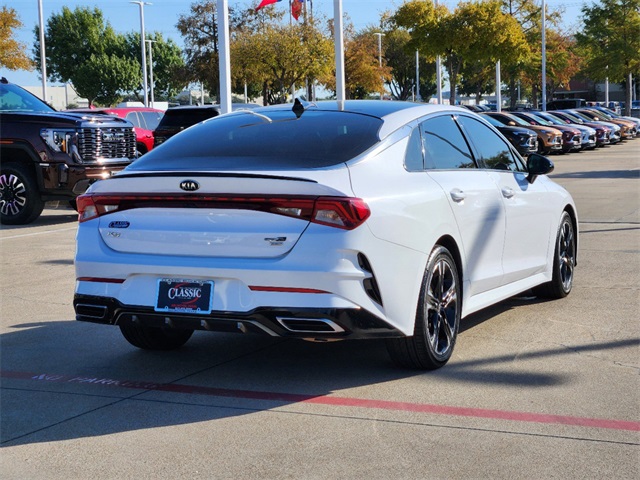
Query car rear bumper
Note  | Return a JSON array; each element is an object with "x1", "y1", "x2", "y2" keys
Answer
[{"x1": 74, "y1": 294, "x2": 403, "y2": 340}]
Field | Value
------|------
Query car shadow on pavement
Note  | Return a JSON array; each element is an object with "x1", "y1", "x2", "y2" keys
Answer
[
  {"x1": 0, "y1": 209, "x2": 77, "y2": 231},
  {"x1": 550, "y1": 169, "x2": 640, "y2": 179},
  {"x1": 1, "y1": 313, "x2": 637, "y2": 447}
]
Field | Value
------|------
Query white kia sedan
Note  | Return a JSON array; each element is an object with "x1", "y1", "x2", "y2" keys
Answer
[{"x1": 74, "y1": 100, "x2": 577, "y2": 370}]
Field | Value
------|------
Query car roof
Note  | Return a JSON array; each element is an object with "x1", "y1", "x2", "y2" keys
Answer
[{"x1": 247, "y1": 100, "x2": 471, "y2": 139}]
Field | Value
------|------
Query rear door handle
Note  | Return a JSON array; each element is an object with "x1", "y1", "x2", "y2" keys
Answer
[{"x1": 450, "y1": 188, "x2": 466, "y2": 202}]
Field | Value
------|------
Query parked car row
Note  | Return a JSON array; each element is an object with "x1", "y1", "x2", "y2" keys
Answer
[{"x1": 472, "y1": 107, "x2": 638, "y2": 157}]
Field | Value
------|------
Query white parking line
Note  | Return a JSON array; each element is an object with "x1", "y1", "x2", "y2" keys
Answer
[{"x1": 0, "y1": 226, "x2": 77, "y2": 240}]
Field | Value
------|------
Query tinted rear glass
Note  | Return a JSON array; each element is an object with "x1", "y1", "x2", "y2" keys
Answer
[
  {"x1": 129, "y1": 109, "x2": 383, "y2": 171},
  {"x1": 156, "y1": 108, "x2": 219, "y2": 129}
]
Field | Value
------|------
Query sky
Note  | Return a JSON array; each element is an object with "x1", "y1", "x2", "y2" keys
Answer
[{"x1": 4, "y1": 0, "x2": 589, "y2": 88}]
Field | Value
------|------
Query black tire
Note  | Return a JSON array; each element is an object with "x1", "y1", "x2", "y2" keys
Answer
[
  {"x1": 0, "y1": 163, "x2": 45, "y2": 225},
  {"x1": 119, "y1": 323, "x2": 194, "y2": 350},
  {"x1": 386, "y1": 246, "x2": 461, "y2": 370},
  {"x1": 533, "y1": 211, "x2": 576, "y2": 299}
]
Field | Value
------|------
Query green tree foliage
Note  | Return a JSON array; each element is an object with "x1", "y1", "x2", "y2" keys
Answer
[
  {"x1": 124, "y1": 32, "x2": 187, "y2": 101},
  {"x1": 230, "y1": 28, "x2": 265, "y2": 102},
  {"x1": 544, "y1": 30, "x2": 582, "y2": 99},
  {"x1": 393, "y1": 0, "x2": 528, "y2": 105},
  {"x1": 236, "y1": 20, "x2": 333, "y2": 104},
  {"x1": 381, "y1": 27, "x2": 436, "y2": 101},
  {"x1": 34, "y1": 6, "x2": 119, "y2": 82},
  {"x1": 458, "y1": 62, "x2": 495, "y2": 103},
  {"x1": 576, "y1": 0, "x2": 640, "y2": 114},
  {"x1": 72, "y1": 53, "x2": 139, "y2": 106},
  {"x1": 502, "y1": 0, "x2": 577, "y2": 109},
  {"x1": 0, "y1": 6, "x2": 33, "y2": 71},
  {"x1": 32, "y1": 6, "x2": 139, "y2": 106}
]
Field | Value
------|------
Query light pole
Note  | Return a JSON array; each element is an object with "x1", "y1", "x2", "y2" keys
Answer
[
  {"x1": 131, "y1": 1, "x2": 152, "y2": 107},
  {"x1": 374, "y1": 32, "x2": 385, "y2": 100},
  {"x1": 541, "y1": 0, "x2": 547, "y2": 111},
  {"x1": 37, "y1": 0, "x2": 47, "y2": 102},
  {"x1": 416, "y1": 50, "x2": 421, "y2": 102},
  {"x1": 334, "y1": 0, "x2": 345, "y2": 103},
  {"x1": 145, "y1": 39, "x2": 155, "y2": 108},
  {"x1": 435, "y1": 0, "x2": 442, "y2": 104},
  {"x1": 217, "y1": 0, "x2": 232, "y2": 113}
]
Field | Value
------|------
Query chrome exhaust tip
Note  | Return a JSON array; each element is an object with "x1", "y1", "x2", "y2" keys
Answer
[{"x1": 276, "y1": 317, "x2": 345, "y2": 334}]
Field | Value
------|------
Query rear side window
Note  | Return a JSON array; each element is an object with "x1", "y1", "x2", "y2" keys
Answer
[
  {"x1": 457, "y1": 116, "x2": 524, "y2": 172},
  {"x1": 129, "y1": 109, "x2": 383, "y2": 171},
  {"x1": 157, "y1": 108, "x2": 219, "y2": 129},
  {"x1": 420, "y1": 115, "x2": 476, "y2": 169},
  {"x1": 404, "y1": 128, "x2": 424, "y2": 171}
]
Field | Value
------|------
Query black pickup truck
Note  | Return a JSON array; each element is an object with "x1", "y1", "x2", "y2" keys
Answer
[{"x1": 0, "y1": 78, "x2": 137, "y2": 225}]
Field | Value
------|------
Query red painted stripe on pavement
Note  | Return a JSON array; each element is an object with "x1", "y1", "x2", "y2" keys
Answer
[{"x1": 3, "y1": 370, "x2": 639, "y2": 432}]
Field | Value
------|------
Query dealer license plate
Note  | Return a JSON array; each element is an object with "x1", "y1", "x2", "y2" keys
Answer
[{"x1": 155, "y1": 279, "x2": 213, "y2": 314}]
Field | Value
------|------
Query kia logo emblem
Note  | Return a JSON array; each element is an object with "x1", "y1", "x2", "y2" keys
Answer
[{"x1": 180, "y1": 180, "x2": 199, "y2": 192}]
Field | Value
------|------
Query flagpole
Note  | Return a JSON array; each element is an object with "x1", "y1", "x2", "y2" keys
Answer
[
  {"x1": 217, "y1": 0, "x2": 232, "y2": 113},
  {"x1": 334, "y1": 0, "x2": 345, "y2": 103}
]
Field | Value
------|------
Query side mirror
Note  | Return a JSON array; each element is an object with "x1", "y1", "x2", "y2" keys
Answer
[{"x1": 526, "y1": 153, "x2": 554, "y2": 183}]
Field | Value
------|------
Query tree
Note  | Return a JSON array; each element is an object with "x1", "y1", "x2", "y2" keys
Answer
[
  {"x1": 458, "y1": 61, "x2": 495, "y2": 104},
  {"x1": 34, "y1": 6, "x2": 119, "y2": 82},
  {"x1": 72, "y1": 53, "x2": 139, "y2": 106},
  {"x1": 544, "y1": 30, "x2": 582, "y2": 99},
  {"x1": 393, "y1": 0, "x2": 528, "y2": 105},
  {"x1": 0, "y1": 6, "x2": 33, "y2": 71},
  {"x1": 501, "y1": 0, "x2": 577, "y2": 109},
  {"x1": 33, "y1": 6, "x2": 138, "y2": 105},
  {"x1": 240, "y1": 21, "x2": 334, "y2": 104},
  {"x1": 123, "y1": 32, "x2": 187, "y2": 101},
  {"x1": 576, "y1": 0, "x2": 640, "y2": 115},
  {"x1": 382, "y1": 27, "x2": 436, "y2": 101},
  {"x1": 176, "y1": 1, "x2": 220, "y2": 100}
]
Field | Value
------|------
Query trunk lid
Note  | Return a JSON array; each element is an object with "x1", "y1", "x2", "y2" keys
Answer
[{"x1": 91, "y1": 171, "x2": 352, "y2": 258}]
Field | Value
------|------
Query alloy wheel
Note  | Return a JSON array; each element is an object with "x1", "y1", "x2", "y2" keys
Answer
[
  {"x1": 0, "y1": 174, "x2": 27, "y2": 216},
  {"x1": 426, "y1": 257, "x2": 458, "y2": 360},
  {"x1": 558, "y1": 219, "x2": 576, "y2": 292}
]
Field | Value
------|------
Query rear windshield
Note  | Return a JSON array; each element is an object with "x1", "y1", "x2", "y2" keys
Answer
[
  {"x1": 156, "y1": 108, "x2": 219, "y2": 129},
  {"x1": 129, "y1": 109, "x2": 383, "y2": 170}
]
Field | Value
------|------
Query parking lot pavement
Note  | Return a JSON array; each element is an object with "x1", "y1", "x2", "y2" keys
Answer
[{"x1": 1, "y1": 140, "x2": 639, "y2": 479}]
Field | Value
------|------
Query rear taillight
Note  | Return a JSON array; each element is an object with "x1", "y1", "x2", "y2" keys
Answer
[
  {"x1": 77, "y1": 194, "x2": 119, "y2": 223},
  {"x1": 76, "y1": 194, "x2": 370, "y2": 230}
]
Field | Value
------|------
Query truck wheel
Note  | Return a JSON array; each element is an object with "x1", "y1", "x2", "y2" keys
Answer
[{"x1": 0, "y1": 163, "x2": 44, "y2": 225}]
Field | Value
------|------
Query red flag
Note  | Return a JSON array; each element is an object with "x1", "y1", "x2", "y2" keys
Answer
[
  {"x1": 292, "y1": 0, "x2": 303, "y2": 20},
  {"x1": 255, "y1": 0, "x2": 281, "y2": 11}
]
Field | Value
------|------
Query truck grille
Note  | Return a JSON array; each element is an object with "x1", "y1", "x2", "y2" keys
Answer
[{"x1": 77, "y1": 127, "x2": 136, "y2": 163}]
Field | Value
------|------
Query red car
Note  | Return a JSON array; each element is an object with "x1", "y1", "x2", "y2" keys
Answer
[{"x1": 66, "y1": 107, "x2": 164, "y2": 155}]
